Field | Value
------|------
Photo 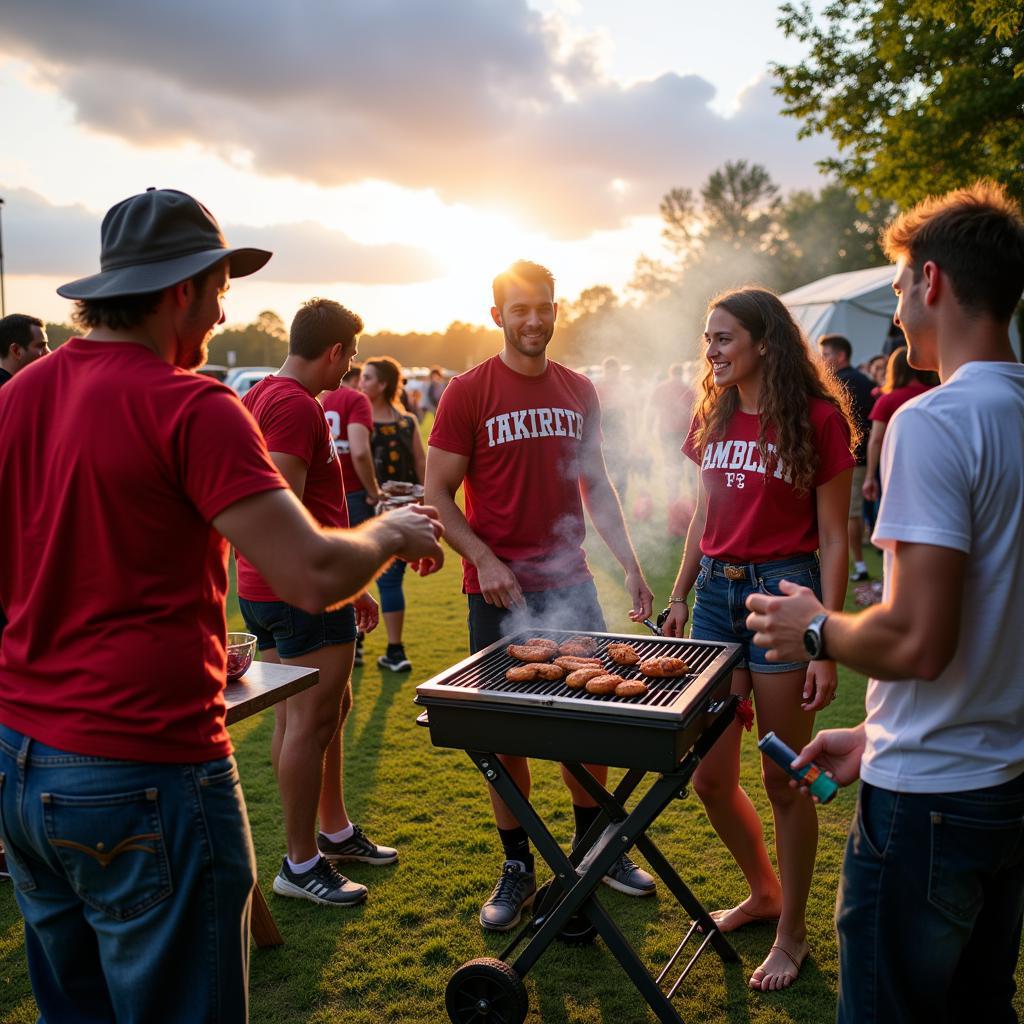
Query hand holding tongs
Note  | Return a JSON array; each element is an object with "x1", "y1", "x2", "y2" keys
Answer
[{"x1": 640, "y1": 608, "x2": 672, "y2": 636}]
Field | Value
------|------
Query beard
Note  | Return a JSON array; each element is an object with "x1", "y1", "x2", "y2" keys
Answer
[{"x1": 504, "y1": 322, "x2": 553, "y2": 358}]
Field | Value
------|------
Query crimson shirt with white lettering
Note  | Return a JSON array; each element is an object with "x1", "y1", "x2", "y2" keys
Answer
[
  {"x1": 683, "y1": 398, "x2": 854, "y2": 562},
  {"x1": 237, "y1": 375, "x2": 347, "y2": 602},
  {"x1": 429, "y1": 355, "x2": 603, "y2": 592},
  {"x1": 0, "y1": 339, "x2": 287, "y2": 762},
  {"x1": 322, "y1": 386, "x2": 374, "y2": 494}
]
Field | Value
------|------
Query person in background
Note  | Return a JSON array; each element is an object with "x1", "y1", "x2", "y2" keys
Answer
[
  {"x1": 0, "y1": 188, "x2": 444, "y2": 1023},
  {"x1": 595, "y1": 356, "x2": 632, "y2": 500},
  {"x1": 360, "y1": 356, "x2": 426, "y2": 672},
  {"x1": 664, "y1": 286, "x2": 856, "y2": 992},
  {"x1": 746, "y1": 181, "x2": 1024, "y2": 1024},
  {"x1": 323, "y1": 359, "x2": 383, "y2": 667},
  {"x1": 237, "y1": 299, "x2": 397, "y2": 909},
  {"x1": 651, "y1": 362, "x2": 695, "y2": 503},
  {"x1": 426, "y1": 260, "x2": 655, "y2": 934},
  {"x1": 0, "y1": 314, "x2": 49, "y2": 387},
  {"x1": 862, "y1": 348, "x2": 938, "y2": 505},
  {"x1": 866, "y1": 353, "x2": 888, "y2": 391},
  {"x1": 818, "y1": 334, "x2": 875, "y2": 581},
  {"x1": 426, "y1": 365, "x2": 448, "y2": 413}
]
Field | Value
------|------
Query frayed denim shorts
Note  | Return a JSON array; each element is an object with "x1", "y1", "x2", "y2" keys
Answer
[{"x1": 691, "y1": 553, "x2": 822, "y2": 673}]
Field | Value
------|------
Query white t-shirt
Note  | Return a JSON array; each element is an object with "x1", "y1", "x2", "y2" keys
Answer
[{"x1": 862, "y1": 361, "x2": 1024, "y2": 794}]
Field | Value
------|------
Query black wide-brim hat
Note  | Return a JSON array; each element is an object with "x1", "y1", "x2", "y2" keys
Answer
[{"x1": 57, "y1": 188, "x2": 272, "y2": 299}]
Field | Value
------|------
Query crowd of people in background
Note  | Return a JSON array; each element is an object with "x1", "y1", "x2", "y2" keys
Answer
[{"x1": 0, "y1": 180, "x2": 1022, "y2": 1024}]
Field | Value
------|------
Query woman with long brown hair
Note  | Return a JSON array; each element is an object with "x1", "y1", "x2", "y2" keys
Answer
[
  {"x1": 358, "y1": 356, "x2": 426, "y2": 672},
  {"x1": 664, "y1": 287, "x2": 857, "y2": 991}
]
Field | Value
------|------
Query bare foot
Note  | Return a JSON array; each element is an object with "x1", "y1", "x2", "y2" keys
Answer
[
  {"x1": 698, "y1": 899, "x2": 781, "y2": 934},
  {"x1": 749, "y1": 939, "x2": 809, "y2": 992}
]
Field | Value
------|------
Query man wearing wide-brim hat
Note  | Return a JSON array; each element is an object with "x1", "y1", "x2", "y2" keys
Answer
[{"x1": 0, "y1": 189, "x2": 445, "y2": 1022}]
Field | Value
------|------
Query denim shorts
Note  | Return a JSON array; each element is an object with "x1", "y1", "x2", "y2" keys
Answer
[
  {"x1": 691, "y1": 553, "x2": 822, "y2": 673},
  {"x1": 238, "y1": 598, "x2": 357, "y2": 658}
]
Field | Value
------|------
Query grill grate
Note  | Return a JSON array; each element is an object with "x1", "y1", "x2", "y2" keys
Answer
[{"x1": 415, "y1": 630, "x2": 739, "y2": 723}]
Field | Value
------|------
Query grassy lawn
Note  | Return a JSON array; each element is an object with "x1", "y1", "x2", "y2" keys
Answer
[{"x1": 2, "y1": 432, "x2": 1022, "y2": 1023}]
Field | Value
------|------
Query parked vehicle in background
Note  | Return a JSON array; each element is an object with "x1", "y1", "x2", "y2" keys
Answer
[
  {"x1": 225, "y1": 366, "x2": 276, "y2": 396},
  {"x1": 197, "y1": 364, "x2": 229, "y2": 382}
]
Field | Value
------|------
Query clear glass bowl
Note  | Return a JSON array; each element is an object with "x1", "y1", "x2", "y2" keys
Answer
[{"x1": 226, "y1": 632, "x2": 257, "y2": 681}]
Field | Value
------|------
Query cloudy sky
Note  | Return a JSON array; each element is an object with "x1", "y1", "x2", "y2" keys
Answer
[{"x1": 0, "y1": 0, "x2": 831, "y2": 332}]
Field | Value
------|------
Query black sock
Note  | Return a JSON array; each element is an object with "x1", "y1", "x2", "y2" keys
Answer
[
  {"x1": 386, "y1": 643, "x2": 404, "y2": 657},
  {"x1": 573, "y1": 803, "x2": 602, "y2": 843},
  {"x1": 497, "y1": 826, "x2": 533, "y2": 872}
]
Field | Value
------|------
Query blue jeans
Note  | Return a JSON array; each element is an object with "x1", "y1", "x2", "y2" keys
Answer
[
  {"x1": 691, "y1": 554, "x2": 822, "y2": 672},
  {"x1": 837, "y1": 776, "x2": 1024, "y2": 1024},
  {"x1": 0, "y1": 724, "x2": 256, "y2": 1024},
  {"x1": 347, "y1": 489, "x2": 407, "y2": 614}
]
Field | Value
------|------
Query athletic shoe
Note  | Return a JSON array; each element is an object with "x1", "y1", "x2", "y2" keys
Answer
[
  {"x1": 271, "y1": 856, "x2": 367, "y2": 907},
  {"x1": 479, "y1": 860, "x2": 536, "y2": 931},
  {"x1": 849, "y1": 570, "x2": 870, "y2": 582},
  {"x1": 354, "y1": 633, "x2": 364, "y2": 667},
  {"x1": 377, "y1": 649, "x2": 412, "y2": 672},
  {"x1": 318, "y1": 824, "x2": 398, "y2": 866},
  {"x1": 603, "y1": 851, "x2": 656, "y2": 897}
]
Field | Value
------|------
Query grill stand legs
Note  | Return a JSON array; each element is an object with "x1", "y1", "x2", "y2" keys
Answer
[{"x1": 463, "y1": 697, "x2": 738, "y2": 1024}]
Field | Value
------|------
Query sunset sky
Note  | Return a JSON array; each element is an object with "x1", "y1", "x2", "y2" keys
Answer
[{"x1": 0, "y1": 0, "x2": 831, "y2": 333}]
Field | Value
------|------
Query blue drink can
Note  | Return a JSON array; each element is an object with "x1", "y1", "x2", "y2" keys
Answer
[{"x1": 757, "y1": 731, "x2": 838, "y2": 804}]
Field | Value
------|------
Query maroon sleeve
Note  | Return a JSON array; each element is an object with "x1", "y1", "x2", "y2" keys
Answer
[
  {"x1": 813, "y1": 405, "x2": 857, "y2": 487},
  {"x1": 258, "y1": 390, "x2": 320, "y2": 466},
  {"x1": 869, "y1": 392, "x2": 896, "y2": 424},
  {"x1": 176, "y1": 387, "x2": 287, "y2": 521},
  {"x1": 429, "y1": 376, "x2": 475, "y2": 457},
  {"x1": 682, "y1": 414, "x2": 701, "y2": 465}
]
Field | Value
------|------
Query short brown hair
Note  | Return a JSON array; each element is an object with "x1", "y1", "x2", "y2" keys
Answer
[
  {"x1": 818, "y1": 333, "x2": 852, "y2": 361},
  {"x1": 0, "y1": 314, "x2": 43, "y2": 357},
  {"x1": 492, "y1": 260, "x2": 555, "y2": 309},
  {"x1": 883, "y1": 181, "x2": 1024, "y2": 322},
  {"x1": 289, "y1": 298, "x2": 363, "y2": 359},
  {"x1": 71, "y1": 262, "x2": 224, "y2": 332}
]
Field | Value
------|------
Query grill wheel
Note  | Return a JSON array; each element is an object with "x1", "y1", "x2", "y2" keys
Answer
[{"x1": 444, "y1": 958, "x2": 527, "y2": 1024}]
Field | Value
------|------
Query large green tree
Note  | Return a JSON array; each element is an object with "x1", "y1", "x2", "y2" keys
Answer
[{"x1": 774, "y1": 0, "x2": 1024, "y2": 206}]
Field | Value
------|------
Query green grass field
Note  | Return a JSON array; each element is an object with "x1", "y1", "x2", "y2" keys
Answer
[{"x1": 2, "y1": 433, "x2": 1022, "y2": 1024}]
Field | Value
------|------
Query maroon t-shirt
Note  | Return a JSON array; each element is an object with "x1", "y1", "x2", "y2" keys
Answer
[
  {"x1": 429, "y1": 355, "x2": 602, "y2": 593},
  {"x1": 683, "y1": 398, "x2": 855, "y2": 562},
  {"x1": 322, "y1": 386, "x2": 374, "y2": 495},
  {"x1": 237, "y1": 375, "x2": 347, "y2": 602},
  {"x1": 0, "y1": 339, "x2": 286, "y2": 762},
  {"x1": 869, "y1": 380, "x2": 934, "y2": 425}
]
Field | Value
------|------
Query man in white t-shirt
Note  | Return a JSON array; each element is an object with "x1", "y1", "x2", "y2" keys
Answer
[{"x1": 745, "y1": 182, "x2": 1024, "y2": 1024}]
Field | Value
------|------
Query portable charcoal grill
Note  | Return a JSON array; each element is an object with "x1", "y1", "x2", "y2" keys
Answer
[{"x1": 414, "y1": 629, "x2": 744, "y2": 1024}]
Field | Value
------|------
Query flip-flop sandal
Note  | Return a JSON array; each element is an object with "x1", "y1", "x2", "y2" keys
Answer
[{"x1": 750, "y1": 943, "x2": 806, "y2": 991}]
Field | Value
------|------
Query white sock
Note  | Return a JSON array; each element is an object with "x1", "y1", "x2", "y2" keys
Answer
[
  {"x1": 854, "y1": 561, "x2": 867, "y2": 574},
  {"x1": 287, "y1": 853, "x2": 321, "y2": 874},
  {"x1": 321, "y1": 823, "x2": 354, "y2": 844}
]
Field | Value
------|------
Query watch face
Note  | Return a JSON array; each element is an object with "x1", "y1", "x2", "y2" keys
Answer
[{"x1": 803, "y1": 626, "x2": 821, "y2": 659}]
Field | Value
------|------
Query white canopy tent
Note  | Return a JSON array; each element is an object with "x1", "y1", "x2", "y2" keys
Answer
[
  {"x1": 782, "y1": 264, "x2": 1023, "y2": 367},
  {"x1": 781, "y1": 265, "x2": 900, "y2": 368}
]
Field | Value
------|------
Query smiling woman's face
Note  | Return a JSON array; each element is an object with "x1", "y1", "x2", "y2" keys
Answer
[{"x1": 703, "y1": 306, "x2": 762, "y2": 392}]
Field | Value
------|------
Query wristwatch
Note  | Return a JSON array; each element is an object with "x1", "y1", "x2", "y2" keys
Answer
[{"x1": 803, "y1": 613, "x2": 829, "y2": 660}]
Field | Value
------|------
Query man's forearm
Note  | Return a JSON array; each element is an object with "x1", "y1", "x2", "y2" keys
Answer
[
  {"x1": 352, "y1": 452, "x2": 380, "y2": 499},
  {"x1": 306, "y1": 517, "x2": 405, "y2": 611},
  {"x1": 822, "y1": 603, "x2": 942, "y2": 681}
]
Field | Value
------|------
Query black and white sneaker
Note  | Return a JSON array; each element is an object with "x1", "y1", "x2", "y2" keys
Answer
[
  {"x1": 318, "y1": 824, "x2": 398, "y2": 866},
  {"x1": 479, "y1": 860, "x2": 536, "y2": 931},
  {"x1": 354, "y1": 632, "x2": 365, "y2": 667},
  {"x1": 271, "y1": 856, "x2": 368, "y2": 907},
  {"x1": 604, "y1": 851, "x2": 656, "y2": 897},
  {"x1": 850, "y1": 569, "x2": 870, "y2": 582},
  {"x1": 377, "y1": 648, "x2": 412, "y2": 672}
]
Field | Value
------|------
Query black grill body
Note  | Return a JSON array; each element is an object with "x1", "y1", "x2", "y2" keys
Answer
[{"x1": 415, "y1": 630, "x2": 742, "y2": 772}]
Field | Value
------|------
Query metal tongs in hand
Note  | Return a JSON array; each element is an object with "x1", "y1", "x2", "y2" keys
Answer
[{"x1": 640, "y1": 608, "x2": 672, "y2": 636}]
